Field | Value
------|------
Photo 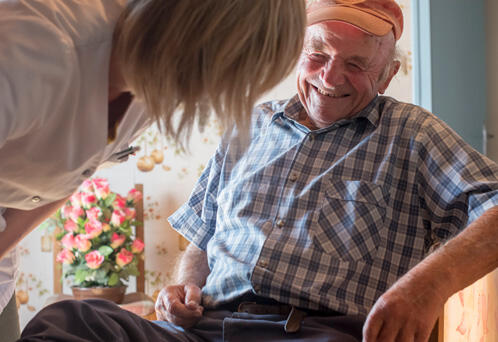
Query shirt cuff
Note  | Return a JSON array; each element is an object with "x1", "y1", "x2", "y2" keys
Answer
[{"x1": 168, "y1": 203, "x2": 213, "y2": 251}]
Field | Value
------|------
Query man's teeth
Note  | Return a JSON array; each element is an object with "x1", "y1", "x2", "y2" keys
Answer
[{"x1": 315, "y1": 87, "x2": 344, "y2": 98}]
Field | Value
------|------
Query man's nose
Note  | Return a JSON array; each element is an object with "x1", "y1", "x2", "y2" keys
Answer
[{"x1": 320, "y1": 59, "x2": 345, "y2": 88}]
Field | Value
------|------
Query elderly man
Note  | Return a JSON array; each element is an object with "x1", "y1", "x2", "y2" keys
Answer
[{"x1": 20, "y1": 1, "x2": 498, "y2": 341}]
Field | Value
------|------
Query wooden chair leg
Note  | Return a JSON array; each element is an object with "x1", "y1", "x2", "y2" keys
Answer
[
  {"x1": 428, "y1": 311, "x2": 444, "y2": 342},
  {"x1": 428, "y1": 319, "x2": 439, "y2": 342}
]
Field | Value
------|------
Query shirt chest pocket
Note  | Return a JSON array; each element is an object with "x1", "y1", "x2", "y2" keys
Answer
[{"x1": 311, "y1": 180, "x2": 388, "y2": 262}]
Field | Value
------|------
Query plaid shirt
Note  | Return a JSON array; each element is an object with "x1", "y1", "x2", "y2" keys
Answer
[{"x1": 169, "y1": 95, "x2": 498, "y2": 315}]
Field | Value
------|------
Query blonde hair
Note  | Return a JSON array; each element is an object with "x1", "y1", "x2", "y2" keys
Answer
[{"x1": 114, "y1": 0, "x2": 306, "y2": 144}]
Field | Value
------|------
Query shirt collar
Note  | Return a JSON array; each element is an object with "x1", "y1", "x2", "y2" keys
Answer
[{"x1": 270, "y1": 95, "x2": 381, "y2": 130}]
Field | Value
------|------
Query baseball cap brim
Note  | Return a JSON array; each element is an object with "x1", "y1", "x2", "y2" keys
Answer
[{"x1": 307, "y1": 6, "x2": 393, "y2": 37}]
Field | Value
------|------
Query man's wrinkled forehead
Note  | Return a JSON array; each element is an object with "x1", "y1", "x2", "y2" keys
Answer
[{"x1": 304, "y1": 20, "x2": 378, "y2": 50}]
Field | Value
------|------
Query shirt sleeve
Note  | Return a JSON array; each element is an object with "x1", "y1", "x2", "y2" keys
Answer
[
  {"x1": 416, "y1": 116, "x2": 498, "y2": 240},
  {"x1": 0, "y1": 3, "x2": 75, "y2": 149},
  {"x1": 168, "y1": 136, "x2": 230, "y2": 251},
  {"x1": 0, "y1": 208, "x2": 5, "y2": 232}
]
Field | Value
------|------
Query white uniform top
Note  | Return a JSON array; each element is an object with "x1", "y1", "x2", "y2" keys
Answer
[{"x1": 0, "y1": 0, "x2": 151, "y2": 313}]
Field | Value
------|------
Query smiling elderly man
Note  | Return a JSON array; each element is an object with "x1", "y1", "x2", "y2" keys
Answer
[{"x1": 20, "y1": 1, "x2": 498, "y2": 342}]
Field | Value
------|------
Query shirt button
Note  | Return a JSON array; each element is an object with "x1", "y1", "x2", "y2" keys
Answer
[
  {"x1": 289, "y1": 173, "x2": 298, "y2": 182},
  {"x1": 308, "y1": 134, "x2": 314, "y2": 141},
  {"x1": 31, "y1": 196, "x2": 41, "y2": 203},
  {"x1": 253, "y1": 285, "x2": 260, "y2": 293},
  {"x1": 258, "y1": 259, "x2": 268, "y2": 268},
  {"x1": 82, "y1": 169, "x2": 92, "y2": 177},
  {"x1": 276, "y1": 219, "x2": 284, "y2": 228}
]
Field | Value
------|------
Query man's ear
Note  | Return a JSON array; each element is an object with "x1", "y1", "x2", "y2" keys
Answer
[{"x1": 379, "y1": 60, "x2": 401, "y2": 94}]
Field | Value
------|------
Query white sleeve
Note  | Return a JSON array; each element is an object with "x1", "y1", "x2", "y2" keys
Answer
[
  {"x1": 0, "y1": 2, "x2": 75, "y2": 150},
  {"x1": 0, "y1": 208, "x2": 5, "y2": 232},
  {"x1": 0, "y1": 206, "x2": 17, "y2": 314}
]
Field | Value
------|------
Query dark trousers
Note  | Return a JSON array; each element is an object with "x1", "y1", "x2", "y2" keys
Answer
[
  {"x1": 0, "y1": 293, "x2": 20, "y2": 342},
  {"x1": 19, "y1": 299, "x2": 364, "y2": 342}
]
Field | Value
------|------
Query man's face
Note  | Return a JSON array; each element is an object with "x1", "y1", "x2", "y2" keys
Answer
[{"x1": 297, "y1": 21, "x2": 398, "y2": 128}]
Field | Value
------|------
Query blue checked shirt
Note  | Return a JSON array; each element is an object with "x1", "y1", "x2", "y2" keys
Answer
[{"x1": 169, "y1": 95, "x2": 498, "y2": 315}]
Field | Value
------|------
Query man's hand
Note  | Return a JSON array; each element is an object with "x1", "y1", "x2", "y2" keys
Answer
[
  {"x1": 362, "y1": 274, "x2": 445, "y2": 342},
  {"x1": 155, "y1": 283, "x2": 204, "y2": 328}
]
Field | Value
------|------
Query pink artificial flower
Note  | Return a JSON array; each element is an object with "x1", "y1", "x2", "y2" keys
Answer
[
  {"x1": 112, "y1": 195, "x2": 127, "y2": 211},
  {"x1": 84, "y1": 220, "x2": 103, "y2": 239},
  {"x1": 102, "y1": 223, "x2": 111, "y2": 232},
  {"x1": 86, "y1": 207, "x2": 102, "y2": 221},
  {"x1": 125, "y1": 207, "x2": 136, "y2": 220},
  {"x1": 116, "y1": 248, "x2": 133, "y2": 267},
  {"x1": 127, "y1": 189, "x2": 142, "y2": 205},
  {"x1": 63, "y1": 205, "x2": 73, "y2": 219},
  {"x1": 69, "y1": 207, "x2": 85, "y2": 222},
  {"x1": 93, "y1": 179, "x2": 110, "y2": 200},
  {"x1": 64, "y1": 220, "x2": 78, "y2": 233},
  {"x1": 81, "y1": 193, "x2": 97, "y2": 209},
  {"x1": 70, "y1": 192, "x2": 83, "y2": 209},
  {"x1": 131, "y1": 239, "x2": 144, "y2": 254},
  {"x1": 110, "y1": 233, "x2": 126, "y2": 249},
  {"x1": 85, "y1": 251, "x2": 104, "y2": 269},
  {"x1": 92, "y1": 178, "x2": 108, "y2": 186},
  {"x1": 56, "y1": 249, "x2": 75, "y2": 265},
  {"x1": 110, "y1": 209, "x2": 126, "y2": 227},
  {"x1": 74, "y1": 234, "x2": 92, "y2": 252},
  {"x1": 81, "y1": 179, "x2": 94, "y2": 193},
  {"x1": 61, "y1": 233, "x2": 76, "y2": 249}
]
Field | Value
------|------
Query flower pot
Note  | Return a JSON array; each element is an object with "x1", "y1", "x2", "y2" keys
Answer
[{"x1": 71, "y1": 286, "x2": 126, "y2": 304}]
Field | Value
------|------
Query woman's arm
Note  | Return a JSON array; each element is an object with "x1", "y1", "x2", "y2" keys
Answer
[{"x1": 0, "y1": 197, "x2": 69, "y2": 259}]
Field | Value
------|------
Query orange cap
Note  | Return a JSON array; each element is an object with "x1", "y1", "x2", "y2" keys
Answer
[{"x1": 307, "y1": 0, "x2": 403, "y2": 41}]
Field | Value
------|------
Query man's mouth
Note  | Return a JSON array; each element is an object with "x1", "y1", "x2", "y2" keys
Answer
[{"x1": 312, "y1": 85, "x2": 349, "y2": 98}]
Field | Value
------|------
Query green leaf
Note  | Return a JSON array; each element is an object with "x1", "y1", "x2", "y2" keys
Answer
[
  {"x1": 98, "y1": 246, "x2": 113, "y2": 257},
  {"x1": 118, "y1": 226, "x2": 132, "y2": 236},
  {"x1": 104, "y1": 193, "x2": 117, "y2": 207},
  {"x1": 94, "y1": 269, "x2": 109, "y2": 285},
  {"x1": 124, "y1": 264, "x2": 140, "y2": 277},
  {"x1": 102, "y1": 208, "x2": 112, "y2": 221},
  {"x1": 55, "y1": 208, "x2": 63, "y2": 223},
  {"x1": 108, "y1": 272, "x2": 120, "y2": 286},
  {"x1": 75, "y1": 269, "x2": 88, "y2": 284},
  {"x1": 131, "y1": 220, "x2": 143, "y2": 227}
]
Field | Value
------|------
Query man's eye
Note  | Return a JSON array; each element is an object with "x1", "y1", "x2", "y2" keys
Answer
[
  {"x1": 347, "y1": 63, "x2": 362, "y2": 71},
  {"x1": 308, "y1": 52, "x2": 324, "y2": 60}
]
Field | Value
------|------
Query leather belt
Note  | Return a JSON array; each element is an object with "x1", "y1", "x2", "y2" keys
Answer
[
  {"x1": 216, "y1": 294, "x2": 342, "y2": 334},
  {"x1": 237, "y1": 302, "x2": 307, "y2": 333}
]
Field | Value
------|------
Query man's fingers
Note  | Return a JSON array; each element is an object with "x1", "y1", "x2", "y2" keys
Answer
[
  {"x1": 168, "y1": 298, "x2": 202, "y2": 318},
  {"x1": 153, "y1": 284, "x2": 203, "y2": 328},
  {"x1": 165, "y1": 299, "x2": 202, "y2": 328},
  {"x1": 396, "y1": 325, "x2": 416, "y2": 342},
  {"x1": 362, "y1": 309, "x2": 383, "y2": 341},
  {"x1": 155, "y1": 291, "x2": 169, "y2": 321},
  {"x1": 375, "y1": 318, "x2": 399, "y2": 342},
  {"x1": 184, "y1": 284, "x2": 202, "y2": 310},
  {"x1": 414, "y1": 326, "x2": 433, "y2": 342}
]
